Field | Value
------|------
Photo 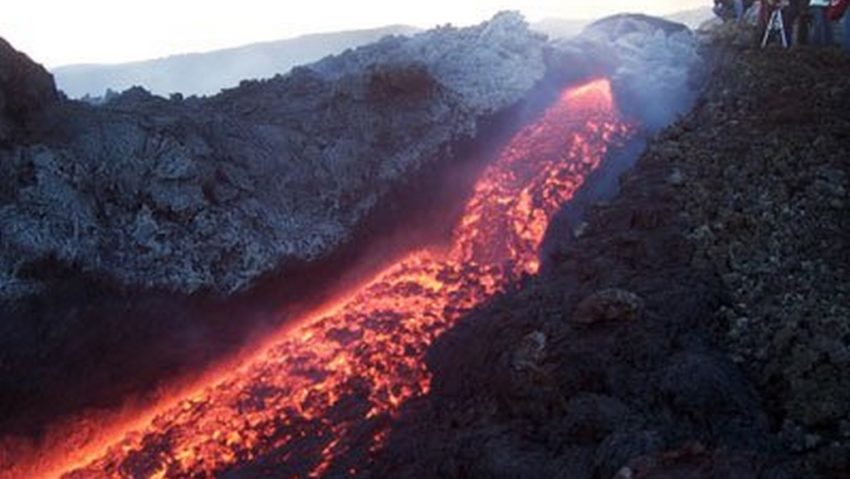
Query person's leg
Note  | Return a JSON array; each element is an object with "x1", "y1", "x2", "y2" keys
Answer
[
  {"x1": 825, "y1": 9, "x2": 834, "y2": 44},
  {"x1": 798, "y1": 7, "x2": 811, "y2": 45},
  {"x1": 784, "y1": 8, "x2": 799, "y2": 45},
  {"x1": 811, "y1": 6, "x2": 826, "y2": 44},
  {"x1": 841, "y1": 9, "x2": 850, "y2": 53}
]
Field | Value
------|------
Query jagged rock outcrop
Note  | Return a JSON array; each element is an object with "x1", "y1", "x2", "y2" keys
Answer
[
  {"x1": 0, "y1": 38, "x2": 59, "y2": 144},
  {"x1": 0, "y1": 12, "x2": 557, "y2": 301},
  {"x1": 0, "y1": 12, "x2": 703, "y2": 305}
]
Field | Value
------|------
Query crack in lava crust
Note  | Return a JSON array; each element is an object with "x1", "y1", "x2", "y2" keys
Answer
[{"x1": 50, "y1": 79, "x2": 633, "y2": 479}]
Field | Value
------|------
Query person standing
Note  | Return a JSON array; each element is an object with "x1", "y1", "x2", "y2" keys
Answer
[
  {"x1": 784, "y1": 0, "x2": 801, "y2": 45},
  {"x1": 796, "y1": 0, "x2": 812, "y2": 45},
  {"x1": 734, "y1": 0, "x2": 746, "y2": 20},
  {"x1": 831, "y1": 0, "x2": 850, "y2": 51},
  {"x1": 810, "y1": 0, "x2": 834, "y2": 45}
]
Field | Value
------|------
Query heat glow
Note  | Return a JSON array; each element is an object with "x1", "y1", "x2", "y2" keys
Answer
[{"x1": 18, "y1": 78, "x2": 632, "y2": 478}]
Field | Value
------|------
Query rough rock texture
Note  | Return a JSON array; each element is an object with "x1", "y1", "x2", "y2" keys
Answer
[
  {"x1": 368, "y1": 124, "x2": 787, "y2": 477},
  {"x1": 0, "y1": 12, "x2": 568, "y2": 441},
  {"x1": 367, "y1": 26, "x2": 848, "y2": 479},
  {"x1": 674, "y1": 47, "x2": 850, "y2": 477},
  {"x1": 0, "y1": 12, "x2": 553, "y2": 301},
  {"x1": 0, "y1": 12, "x2": 703, "y2": 305}
]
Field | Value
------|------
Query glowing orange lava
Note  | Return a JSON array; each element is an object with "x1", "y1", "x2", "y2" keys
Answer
[{"x1": 11, "y1": 78, "x2": 632, "y2": 479}]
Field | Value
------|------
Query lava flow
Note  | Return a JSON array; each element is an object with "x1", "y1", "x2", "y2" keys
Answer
[{"x1": 30, "y1": 78, "x2": 633, "y2": 479}]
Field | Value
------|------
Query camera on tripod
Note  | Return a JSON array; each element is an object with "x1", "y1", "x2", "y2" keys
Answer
[{"x1": 762, "y1": 0, "x2": 792, "y2": 47}]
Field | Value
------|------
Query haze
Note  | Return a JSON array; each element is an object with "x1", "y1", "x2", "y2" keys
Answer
[{"x1": 2, "y1": 0, "x2": 705, "y2": 67}]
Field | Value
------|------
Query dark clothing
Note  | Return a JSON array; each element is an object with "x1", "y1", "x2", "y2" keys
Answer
[
  {"x1": 784, "y1": 2, "x2": 801, "y2": 45},
  {"x1": 796, "y1": 0, "x2": 811, "y2": 45},
  {"x1": 811, "y1": 6, "x2": 834, "y2": 45}
]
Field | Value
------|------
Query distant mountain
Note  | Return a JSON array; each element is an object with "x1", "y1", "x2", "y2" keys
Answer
[{"x1": 52, "y1": 25, "x2": 420, "y2": 98}]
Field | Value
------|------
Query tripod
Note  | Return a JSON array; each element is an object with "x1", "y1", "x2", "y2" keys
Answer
[{"x1": 761, "y1": 4, "x2": 789, "y2": 48}]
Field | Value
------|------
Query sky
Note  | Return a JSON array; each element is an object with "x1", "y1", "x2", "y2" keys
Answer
[{"x1": 0, "y1": 0, "x2": 706, "y2": 67}]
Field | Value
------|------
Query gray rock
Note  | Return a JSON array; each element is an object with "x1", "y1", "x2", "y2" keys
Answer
[
  {"x1": 511, "y1": 330, "x2": 547, "y2": 371},
  {"x1": 668, "y1": 168, "x2": 685, "y2": 186}
]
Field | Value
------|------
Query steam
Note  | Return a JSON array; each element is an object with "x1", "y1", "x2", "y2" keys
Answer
[{"x1": 558, "y1": 14, "x2": 703, "y2": 131}]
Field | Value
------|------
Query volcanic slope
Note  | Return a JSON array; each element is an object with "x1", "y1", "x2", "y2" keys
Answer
[{"x1": 370, "y1": 31, "x2": 850, "y2": 479}]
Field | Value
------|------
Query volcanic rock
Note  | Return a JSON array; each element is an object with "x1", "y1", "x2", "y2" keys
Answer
[
  {"x1": 668, "y1": 46, "x2": 850, "y2": 477},
  {"x1": 570, "y1": 288, "x2": 644, "y2": 324},
  {"x1": 560, "y1": 393, "x2": 630, "y2": 443},
  {"x1": 0, "y1": 38, "x2": 59, "y2": 143},
  {"x1": 0, "y1": 12, "x2": 704, "y2": 304},
  {"x1": 0, "y1": 12, "x2": 554, "y2": 301},
  {"x1": 510, "y1": 330, "x2": 547, "y2": 371},
  {"x1": 370, "y1": 17, "x2": 838, "y2": 479}
]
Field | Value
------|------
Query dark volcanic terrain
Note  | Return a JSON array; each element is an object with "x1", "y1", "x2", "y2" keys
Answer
[
  {"x1": 1, "y1": 11, "x2": 847, "y2": 479},
  {"x1": 369, "y1": 34, "x2": 850, "y2": 479}
]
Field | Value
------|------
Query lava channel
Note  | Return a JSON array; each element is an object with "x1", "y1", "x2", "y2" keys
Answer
[{"x1": 20, "y1": 78, "x2": 634, "y2": 479}]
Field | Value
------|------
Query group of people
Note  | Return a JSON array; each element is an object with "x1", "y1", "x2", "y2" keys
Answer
[{"x1": 714, "y1": 0, "x2": 850, "y2": 50}]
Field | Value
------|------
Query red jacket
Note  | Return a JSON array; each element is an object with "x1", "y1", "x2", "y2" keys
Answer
[{"x1": 828, "y1": 0, "x2": 850, "y2": 20}]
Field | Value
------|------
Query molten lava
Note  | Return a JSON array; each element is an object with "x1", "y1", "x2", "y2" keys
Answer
[{"x1": 20, "y1": 79, "x2": 632, "y2": 478}]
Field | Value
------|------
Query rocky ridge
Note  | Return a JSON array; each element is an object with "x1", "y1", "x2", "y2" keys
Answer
[
  {"x1": 0, "y1": 13, "x2": 551, "y2": 300},
  {"x1": 0, "y1": 37, "x2": 58, "y2": 145},
  {"x1": 0, "y1": 12, "x2": 701, "y2": 304}
]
